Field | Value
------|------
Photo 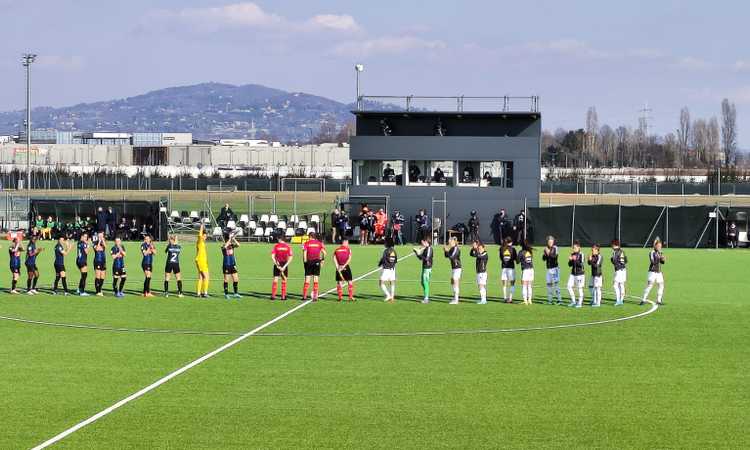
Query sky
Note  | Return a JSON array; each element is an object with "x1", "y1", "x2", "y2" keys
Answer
[{"x1": 1, "y1": 0, "x2": 749, "y2": 146}]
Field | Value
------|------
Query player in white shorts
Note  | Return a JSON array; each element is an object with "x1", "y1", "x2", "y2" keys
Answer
[
  {"x1": 641, "y1": 238, "x2": 666, "y2": 306},
  {"x1": 470, "y1": 241, "x2": 489, "y2": 304},
  {"x1": 499, "y1": 237, "x2": 517, "y2": 303},
  {"x1": 518, "y1": 241, "x2": 534, "y2": 305},
  {"x1": 444, "y1": 237, "x2": 462, "y2": 305},
  {"x1": 378, "y1": 238, "x2": 398, "y2": 303},
  {"x1": 587, "y1": 244, "x2": 603, "y2": 307},
  {"x1": 542, "y1": 236, "x2": 562, "y2": 305},
  {"x1": 610, "y1": 239, "x2": 627, "y2": 306},
  {"x1": 567, "y1": 240, "x2": 586, "y2": 308}
]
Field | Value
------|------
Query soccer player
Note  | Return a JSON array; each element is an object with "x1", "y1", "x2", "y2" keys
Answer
[
  {"x1": 25, "y1": 235, "x2": 42, "y2": 295},
  {"x1": 222, "y1": 232, "x2": 241, "y2": 299},
  {"x1": 567, "y1": 240, "x2": 585, "y2": 308},
  {"x1": 93, "y1": 233, "x2": 107, "y2": 296},
  {"x1": 111, "y1": 237, "x2": 127, "y2": 297},
  {"x1": 542, "y1": 236, "x2": 562, "y2": 305},
  {"x1": 641, "y1": 239, "x2": 666, "y2": 306},
  {"x1": 470, "y1": 241, "x2": 489, "y2": 305},
  {"x1": 195, "y1": 224, "x2": 210, "y2": 298},
  {"x1": 610, "y1": 239, "x2": 627, "y2": 306},
  {"x1": 302, "y1": 232, "x2": 326, "y2": 301},
  {"x1": 164, "y1": 234, "x2": 183, "y2": 297},
  {"x1": 8, "y1": 237, "x2": 23, "y2": 294},
  {"x1": 271, "y1": 235, "x2": 292, "y2": 300},
  {"x1": 588, "y1": 244, "x2": 603, "y2": 307},
  {"x1": 333, "y1": 238, "x2": 354, "y2": 301},
  {"x1": 76, "y1": 233, "x2": 91, "y2": 296},
  {"x1": 141, "y1": 235, "x2": 155, "y2": 297},
  {"x1": 413, "y1": 238, "x2": 433, "y2": 304},
  {"x1": 518, "y1": 241, "x2": 534, "y2": 305},
  {"x1": 499, "y1": 237, "x2": 517, "y2": 303},
  {"x1": 378, "y1": 237, "x2": 398, "y2": 303},
  {"x1": 52, "y1": 236, "x2": 72, "y2": 295},
  {"x1": 444, "y1": 236, "x2": 462, "y2": 305}
]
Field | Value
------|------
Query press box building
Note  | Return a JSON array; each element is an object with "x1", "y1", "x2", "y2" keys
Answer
[{"x1": 348, "y1": 96, "x2": 541, "y2": 243}]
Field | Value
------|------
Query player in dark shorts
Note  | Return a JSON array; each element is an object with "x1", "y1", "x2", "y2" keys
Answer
[
  {"x1": 76, "y1": 233, "x2": 91, "y2": 296},
  {"x1": 52, "y1": 236, "x2": 72, "y2": 295},
  {"x1": 140, "y1": 235, "x2": 155, "y2": 297},
  {"x1": 111, "y1": 237, "x2": 127, "y2": 298},
  {"x1": 271, "y1": 235, "x2": 293, "y2": 300},
  {"x1": 333, "y1": 238, "x2": 354, "y2": 301},
  {"x1": 222, "y1": 232, "x2": 241, "y2": 299},
  {"x1": 8, "y1": 236, "x2": 24, "y2": 294},
  {"x1": 93, "y1": 233, "x2": 107, "y2": 296},
  {"x1": 302, "y1": 232, "x2": 327, "y2": 301},
  {"x1": 163, "y1": 234, "x2": 183, "y2": 298},
  {"x1": 25, "y1": 235, "x2": 43, "y2": 295}
]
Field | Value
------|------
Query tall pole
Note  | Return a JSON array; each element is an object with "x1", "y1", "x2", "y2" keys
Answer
[
  {"x1": 22, "y1": 53, "x2": 36, "y2": 210},
  {"x1": 355, "y1": 64, "x2": 364, "y2": 110}
]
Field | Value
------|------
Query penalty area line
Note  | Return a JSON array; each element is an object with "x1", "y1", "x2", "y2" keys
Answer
[{"x1": 31, "y1": 255, "x2": 408, "y2": 450}]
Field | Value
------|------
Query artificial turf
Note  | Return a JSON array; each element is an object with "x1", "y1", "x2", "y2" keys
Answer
[{"x1": 1, "y1": 241, "x2": 747, "y2": 449}]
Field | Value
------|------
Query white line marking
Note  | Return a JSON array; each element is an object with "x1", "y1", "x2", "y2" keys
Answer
[{"x1": 31, "y1": 255, "x2": 406, "y2": 450}]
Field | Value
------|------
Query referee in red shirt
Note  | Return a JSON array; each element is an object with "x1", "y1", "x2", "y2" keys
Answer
[
  {"x1": 334, "y1": 239, "x2": 354, "y2": 301},
  {"x1": 302, "y1": 232, "x2": 326, "y2": 301},
  {"x1": 271, "y1": 236, "x2": 293, "y2": 300}
]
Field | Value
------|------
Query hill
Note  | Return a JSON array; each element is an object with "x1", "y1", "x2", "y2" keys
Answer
[{"x1": 0, "y1": 82, "x2": 356, "y2": 142}]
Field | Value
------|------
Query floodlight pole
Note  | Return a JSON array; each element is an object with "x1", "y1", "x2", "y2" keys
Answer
[
  {"x1": 355, "y1": 63, "x2": 364, "y2": 110},
  {"x1": 22, "y1": 53, "x2": 36, "y2": 208}
]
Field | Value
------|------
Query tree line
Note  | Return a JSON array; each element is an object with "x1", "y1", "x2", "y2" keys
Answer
[{"x1": 542, "y1": 99, "x2": 739, "y2": 170}]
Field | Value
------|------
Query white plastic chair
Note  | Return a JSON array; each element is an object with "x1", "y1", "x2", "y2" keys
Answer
[
  {"x1": 263, "y1": 227, "x2": 274, "y2": 241},
  {"x1": 285, "y1": 227, "x2": 295, "y2": 238},
  {"x1": 298, "y1": 220, "x2": 308, "y2": 230},
  {"x1": 310, "y1": 214, "x2": 320, "y2": 224},
  {"x1": 190, "y1": 211, "x2": 200, "y2": 220},
  {"x1": 306, "y1": 227, "x2": 316, "y2": 235},
  {"x1": 234, "y1": 228, "x2": 244, "y2": 237},
  {"x1": 248, "y1": 220, "x2": 257, "y2": 231},
  {"x1": 269, "y1": 214, "x2": 279, "y2": 224},
  {"x1": 253, "y1": 227, "x2": 264, "y2": 241},
  {"x1": 226, "y1": 220, "x2": 237, "y2": 229},
  {"x1": 260, "y1": 214, "x2": 270, "y2": 224},
  {"x1": 170, "y1": 210, "x2": 180, "y2": 219},
  {"x1": 277, "y1": 220, "x2": 287, "y2": 230},
  {"x1": 240, "y1": 214, "x2": 250, "y2": 224},
  {"x1": 212, "y1": 227, "x2": 223, "y2": 238},
  {"x1": 290, "y1": 214, "x2": 300, "y2": 224}
]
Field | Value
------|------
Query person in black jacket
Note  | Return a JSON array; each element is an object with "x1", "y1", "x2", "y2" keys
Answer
[
  {"x1": 95, "y1": 207, "x2": 107, "y2": 235},
  {"x1": 378, "y1": 237, "x2": 398, "y2": 303},
  {"x1": 567, "y1": 240, "x2": 585, "y2": 308},
  {"x1": 513, "y1": 210, "x2": 526, "y2": 245},
  {"x1": 467, "y1": 210, "x2": 480, "y2": 243},
  {"x1": 218, "y1": 203, "x2": 234, "y2": 228},
  {"x1": 610, "y1": 239, "x2": 627, "y2": 306},
  {"x1": 390, "y1": 210, "x2": 405, "y2": 245},
  {"x1": 413, "y1": 238, "x2": 433, "y2": 303},
  {"x1": 415, "y1": 209, "x2": 430, "y2": 242},
  {"x1": 542, "y1": 236, "x2": 562, "y2": 304},
  {"x1": 106, "y1": 207, "x2": 117, "y2": 240},
  {"x1": 444, "y1": 236, "x2": 462, "y2": 305},
  {"x1": 470, "y1": 241, "x2": 488, "y2": 305},
  {"x1": 499, "y1": 236, "x2": 517, "y2": 303}
]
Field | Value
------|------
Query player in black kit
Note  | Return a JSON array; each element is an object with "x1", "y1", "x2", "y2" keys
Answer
[{"x1": 163, "y1": 234, "x2": 184, "y2": 297}]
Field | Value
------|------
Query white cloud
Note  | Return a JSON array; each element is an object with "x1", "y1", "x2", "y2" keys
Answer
[
  {"x1": 166, "y1": 2, "x2": 282, "y2": 29},
  {"x1": 36, "y1": 55, "x2": 85, "y2": 71},
  {"x1": 333, "y1": 36, "x2": 446, "y2": 57},
  {"x1": 307, "y1": 14, "x2": 360, "y2": 32},
  {"x1": 628, "y1": 48, "x2": 664, "y2": 59},
  {"x1": 734, "y1": 60, "x2": 750, "y2": 72},
  {"x1": 525, "y1": 38, "x2": 611, "y2": 60},
  {"x1": 674, "y1": 56, "x2": 713, "y2": 71}
]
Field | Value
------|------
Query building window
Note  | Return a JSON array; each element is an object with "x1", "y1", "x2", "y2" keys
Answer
[
  {"x1": 133, "y1": 147, "x2": 167, "y2": 166},
  {"x1": 354, "y1": 160, "x2": 403, "y2": 185},
  {"x1": 404, "y1": 160, "x2": 453, "y2": 186},
  {"x1": 457, "y1": 161, "x2": 514, "y2": 187}
]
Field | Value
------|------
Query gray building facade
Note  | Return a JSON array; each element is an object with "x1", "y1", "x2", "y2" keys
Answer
[{"x1": 349, "y1": 109, "x2": 541, "y2": 243}]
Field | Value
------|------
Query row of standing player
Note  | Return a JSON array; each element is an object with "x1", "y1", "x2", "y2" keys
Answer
[
  {"x1": 5, "y1": 224, "x2": 244, "y2": 299},
  {"x1": 381, "y1": 235, "x2": 666, "y2": 306}
]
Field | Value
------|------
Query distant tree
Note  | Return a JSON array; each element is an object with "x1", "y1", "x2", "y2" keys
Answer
[
  {"x1": 707, "y1": 117, "x2": 721, "y2": 165},
  {"x1": 692, "y1": 119, "x2": 708, "y2": 164},
  {"x1": 721, "y1": 98, "x2": 737, "y2": 166},
  {"x1": 677, "y1": 107, "x2": 691, "y2": 168},
  {"x1": 585, "y1": 106, "x2": 599, "y2": 162}
]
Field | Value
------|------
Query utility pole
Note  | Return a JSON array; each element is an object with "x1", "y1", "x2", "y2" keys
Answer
[{"x1": 22, "y1": 53, "x2": 37, "y2": 207}]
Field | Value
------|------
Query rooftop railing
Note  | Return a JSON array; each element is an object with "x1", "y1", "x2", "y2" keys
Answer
[{"x1": 356, "y1": 95, "x2": 540, "y2": 113}]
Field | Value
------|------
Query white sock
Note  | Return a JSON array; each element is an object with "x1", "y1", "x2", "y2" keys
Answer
[
  {"x1": 577, "y1": 287, "x2": 584, "y2": 305},
  {"x1": 643, "y1": 283, "x2": 653, "y2": 302},
  {"x1": 502, "y1": 284, "x2": 508, "y2": 300},
  {"x1": 546, "y1": 284, "x2": 553, "y2": 302},
  {"x1": 556, "y1": 284, "x2": 562, "y2": 303},
  {"x1": 510, "y1": 284, "x2": 515, "y2": 299},
  {"x1": 390, "y1": 283, "x2": 396, "y2": 299},
  {"x1": 453, "y1": 284, "x2": 459, "y2": 301},
  {"x1": 381, "y1": 283, "x2": 390, "y2": 298},
  {"x1": 479, "y1": 286, "x2": 486, "y2": 302},
  {"x1": 596, "y1": 287, "x2": 602, "y2": 305},
  {"x1": 657, "y1": 283, "x2": 664, "y2": 303},
  {"x1": 568, "y1": 286, "x2": 576, "y2": 303},
  {"x1": 527, "y1": 285, "x2": 533, "y2": 303}
]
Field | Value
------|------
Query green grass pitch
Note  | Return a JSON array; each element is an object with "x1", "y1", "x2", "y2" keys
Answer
[{"x1": 1, "y1": 241, "x2": 748, "y2": 448}]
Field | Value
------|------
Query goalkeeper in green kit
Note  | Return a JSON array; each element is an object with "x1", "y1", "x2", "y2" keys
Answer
[{"x1": 413, "y1": 237, "x2": 433, "y2": 304}]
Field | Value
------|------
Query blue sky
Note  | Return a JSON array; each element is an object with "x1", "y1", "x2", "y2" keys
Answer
[{"x1": 1, "y1": 0, "x2": 749, "y2": 146}]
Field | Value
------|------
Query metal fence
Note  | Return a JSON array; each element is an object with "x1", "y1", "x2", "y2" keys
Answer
[{"x1": 541, "y1": 180, "x2": 750, "y2": 196}]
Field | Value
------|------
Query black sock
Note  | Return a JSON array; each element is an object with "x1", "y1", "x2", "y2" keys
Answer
[
  {"x1": 164, "y1": 280, "x2": 169, "y2": 293},
  {"x1": 177, "y1": 280, "x2": 183, "y2": 294},
  {"x1": 12, "y1": 279, "x2": 17, "y2": 290},
  {"x1": 26, "y1": 278, "x2": 31, "y2": 290},
  {"x1": 79, "y1": 273, "x2": 87, "y2": 292},
  {"x1": 33, "y1": 276, "x2": 39, "y2": 289},
  {"x1": 113, "y1": 279, "x2": 118, "y2": 292},
  {"x1": 62, "y1": 277, "x2": 68, "y2": 292},
  {"x1": 119, "y1": 277, "x2": 126, "y2": 293},
  {"x1": 223, "y1": 282, "x2": 229, "y2": 294},
  {"x1": 233, "y1": 281, "x2": 238, "y2": 294},
  {"x1": 54, "y1": 275, "x2": 60, "y2": 290}
]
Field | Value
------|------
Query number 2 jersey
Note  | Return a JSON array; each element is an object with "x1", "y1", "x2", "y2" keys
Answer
[{"x1": 165, "y1": 243, "x2": 182, "y2": 269}]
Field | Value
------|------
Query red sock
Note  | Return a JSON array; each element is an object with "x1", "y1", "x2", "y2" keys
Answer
[
  {"x1": 337, "y1": 285, "x2": 343, "y2": 300},
  {"x1": 303, "y1": 281, "x2": 310, "y2": 299},
  {"x1": 313, "y1": 282, "x2": 319, "y2": 298},
  {"x1": 271, "y1": 280, "x2": 278, "y2": 298},
  {"x1": 348, "y1": 283, "x2": 354, "y2": 299},
  {"x1": 281, "y1": 281, "x2": 287, "y2": 298}
]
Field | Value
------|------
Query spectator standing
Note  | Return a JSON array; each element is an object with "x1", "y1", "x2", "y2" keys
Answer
[
  {"x1": 416, "y1": 209, "x2": 430, "y2": 243},
  {"x1": 467, "y1": 210, "x2": 480, "y2": 243},
  {"x1": 218, "y1": 203, "x2": 234, "y2": 228},
  {"x1": 106, "y1": 207, "x2": 117, "y2": 240},
  {"x1": 513, "y1": 210, "x2": 526, "y2": 245},
  {"x1": 391, "y1": 210, "x2": 405, "y2": 245},
  {"x1": 96, "y1": 207, "x2": 107, "y2": 235}
]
